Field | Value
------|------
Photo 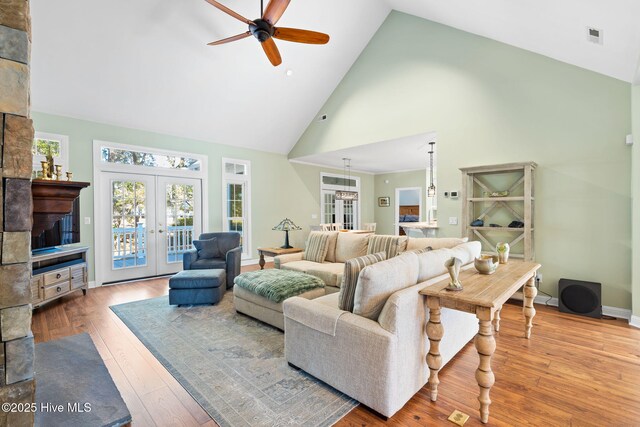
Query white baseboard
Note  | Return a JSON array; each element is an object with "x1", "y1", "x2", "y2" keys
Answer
[
  {"x1": 630, "y1": 315, "x2": 640, "y2": 329},
  {"x1": 88, "y1": 280, "x2": 98, "y2": 288},
  {"x1": 511, "y1": 294, "x2": 632, "y2": 321}
]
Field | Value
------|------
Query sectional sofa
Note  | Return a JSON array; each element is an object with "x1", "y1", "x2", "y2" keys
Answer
[
  {"x1": 274, "y1": 231, "x2": 470, "y2": 292},
  {"x1": 282, "y1": 240, "x2": 481, "y2": 418}
]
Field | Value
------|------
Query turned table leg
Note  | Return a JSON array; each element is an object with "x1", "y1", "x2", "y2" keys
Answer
[
  {"x1": 523, "y1": 276, "x2": 537, "y2": 339},
  {"x1": 259, "y1": 252, "x2": 266, "y2": 270},
  {"x1": 426, "y1": 296, "x2": 444, "y2": 402},
  {"x1": 493, "y1": 307, "x2": 501, "y2": 332},
  {"x1": 475, "y1": 307, "x2": 496, "y2": 424}
]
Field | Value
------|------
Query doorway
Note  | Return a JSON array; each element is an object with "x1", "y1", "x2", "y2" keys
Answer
[
  {"x1": 395, "y1": 187, "x2": 422, "y2": 236},
  {"x1": 101, "y1": 173, "x2": 202, "y2": 283}
]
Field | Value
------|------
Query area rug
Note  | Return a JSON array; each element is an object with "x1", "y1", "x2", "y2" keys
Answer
[
  {"x1": 110, "y1": 293, "x2": 358, "y2": 427},
  {"x1": 35, "y1": 333, "x2": 131, "y2": 427}
]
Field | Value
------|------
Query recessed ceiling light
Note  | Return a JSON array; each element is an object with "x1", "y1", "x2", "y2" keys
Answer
[{"x1": 285, "y1": 69, "x2": 294, "y2": 77}]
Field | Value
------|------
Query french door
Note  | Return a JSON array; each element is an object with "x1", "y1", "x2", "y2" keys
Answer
[
  {"x1": 103, "y1": 172, "x2": 202, "y2": 283},
  {"x1": 321, "y1": 190, "x2": 359, "y2": 230}
]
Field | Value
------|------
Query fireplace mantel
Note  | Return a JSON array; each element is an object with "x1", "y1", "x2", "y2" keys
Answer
[{"x1": 31, "y1": 179, "x2": 90, "y2": 236}]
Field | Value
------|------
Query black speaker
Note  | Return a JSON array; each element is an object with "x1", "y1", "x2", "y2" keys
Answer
[{"x1": 558, "y1": 278, "x2": 602, "y2": 318}]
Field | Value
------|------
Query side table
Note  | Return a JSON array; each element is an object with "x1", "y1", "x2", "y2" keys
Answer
[{"x1": 257, "y1": 247, "x2": 303, "y2": 270}]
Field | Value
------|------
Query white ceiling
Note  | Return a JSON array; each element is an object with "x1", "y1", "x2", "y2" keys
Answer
[
  {"x1": 292, "y1": 132, "x2": 437, "y2": 175},
  {"x1": 30, "y1": 0, "x2": 640, "y2": 155}
]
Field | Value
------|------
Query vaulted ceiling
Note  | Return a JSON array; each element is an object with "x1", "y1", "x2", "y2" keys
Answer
[{"x1": 31, "y1": 0, "x2": 640, "y2": 155}]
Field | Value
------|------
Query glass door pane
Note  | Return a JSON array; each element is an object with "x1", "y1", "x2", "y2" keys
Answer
[
  {"x1": 112, "y1": 180, "x2": 147, "y2": 269},
  {"x1": 226, "y1": 182, "x2": 246, "y2": 254},
  {"x1": 103, "y1": 173, "x2": 156, "y2": 283},
  {"x1": 322, "y1": 191, "x2": 336, "y2": 224},
  {"x1": 157, "y1": 176, "x2": 202, "y2": 276},
  {"x1": 342, "y1": 200, "x2": 358, "y2": 230}
]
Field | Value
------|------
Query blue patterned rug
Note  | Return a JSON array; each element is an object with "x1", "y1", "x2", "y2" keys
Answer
[{"x1": 110, "y1": 293, "x2": 358, "y2": 427}]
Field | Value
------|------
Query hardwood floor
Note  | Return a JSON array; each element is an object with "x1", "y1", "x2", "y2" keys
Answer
[{"x1": 32, "y1": 264, "x2": 640, "y2": 426}]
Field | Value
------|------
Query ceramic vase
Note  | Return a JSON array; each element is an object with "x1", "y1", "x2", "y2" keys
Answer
[
  {"x1": 445, "y1": 257, "x2": 463, "y2": 291},
  {"x1": 496, "y1": 242, "x2": 510, "y2": 264}
]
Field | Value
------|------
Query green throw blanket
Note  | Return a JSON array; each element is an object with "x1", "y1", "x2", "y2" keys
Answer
[{"x1": 234, "y1": 270, "x2": 325, "y2": 303}]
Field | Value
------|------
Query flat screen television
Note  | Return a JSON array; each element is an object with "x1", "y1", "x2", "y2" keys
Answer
[{"x1": 32, "y1": 198, "x2": 81, "y2": 252}]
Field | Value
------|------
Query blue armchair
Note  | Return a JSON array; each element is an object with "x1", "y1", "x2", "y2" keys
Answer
[{"x1": 183, "y1": 232, "x2": 242, "y2": 289}]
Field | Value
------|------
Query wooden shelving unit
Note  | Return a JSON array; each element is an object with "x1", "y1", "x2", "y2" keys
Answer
[{"x1": 460, "y1": 162, "x2": 536, "y2": 261}]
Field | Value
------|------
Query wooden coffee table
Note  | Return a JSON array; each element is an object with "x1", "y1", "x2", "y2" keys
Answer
[
  {"x1": 257, "y1": 247, "x2": 303, "y2": 270},
  {"x1": 419, "y1": 260, "x2": 541, "y2": 424}
]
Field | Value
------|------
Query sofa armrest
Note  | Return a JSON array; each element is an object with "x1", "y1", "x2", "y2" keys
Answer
[
  {"x1": 225, "y1": 246, "x2": 242, "y2": 289},
  {"x1": 283, "y1": 296, "x2": 346, "y2": 336},
  {"x1": 274, "y1": 252, "x2": 304, "y2": 269},
  {"x1": 183, "y1": 249, "x2": 198, "y2": 270}
]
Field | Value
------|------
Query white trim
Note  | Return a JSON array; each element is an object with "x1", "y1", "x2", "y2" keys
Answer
[
  {"x1": 222, "y1": 157, "x2": 252, "y2": 259},
  {"x1": 394, "y1": 187, "x2": 423, "y2": 236},
  {"x1": 630, "y1": 315, "x2": 640, "y2": 328},
  {"x1": 93, "y1": 140, "x2": 209, "y2": 286},
  {"x1": 88, "y1": 281, "x2": 98, "y2": 289},
  {"x1": 33, "y1": 131, "x2": 70, "y2": 172},
  {"x1": 511, "y1": 294, "x2": 632, "y2": 320}
]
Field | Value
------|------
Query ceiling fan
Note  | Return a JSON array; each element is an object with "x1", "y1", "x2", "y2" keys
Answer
[{"x1": 205, "y1": 0, "x2": 330, "y2": 66}]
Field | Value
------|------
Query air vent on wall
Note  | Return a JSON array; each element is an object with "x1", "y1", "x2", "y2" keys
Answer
[{"x1": 587, "y1": 27, "x2": 603, "y2": 45}]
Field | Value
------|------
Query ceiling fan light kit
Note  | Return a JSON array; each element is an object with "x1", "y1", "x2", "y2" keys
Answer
[{"x1": 205, "y1": 0, "x2": 330, "y2": 67}]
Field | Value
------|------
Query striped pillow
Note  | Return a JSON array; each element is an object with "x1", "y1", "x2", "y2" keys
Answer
[
  {"x1": 367, "y1": 235, "x2": 405, "y2": 258},
  {"x1": 338, "y1": 252, "x2": 387, "y2": 311},
  {"x1": 303, "y1": 232, "x2": 331, "y2": 263}
]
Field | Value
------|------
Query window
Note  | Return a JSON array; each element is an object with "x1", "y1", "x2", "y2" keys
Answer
[
  {"x1": 320, "y1": 172, "x2": 360, "y2": 230},
  {"x1": 222, "y1": 159, "x2": 251, "y2": 258},
  {"x1": 32, "y1": 132, "x2": 69, "y2": 178},
  {"x1": 101, "y1": 146, "x2": 201, "y2": 171}
]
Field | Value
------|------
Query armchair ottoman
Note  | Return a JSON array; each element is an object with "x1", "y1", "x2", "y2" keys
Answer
[{"x1": 169, "y1": 269, "x2": 226, "y2": 306}]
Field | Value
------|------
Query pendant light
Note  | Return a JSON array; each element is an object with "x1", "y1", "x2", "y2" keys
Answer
[
  {"x1": 335, "y1": 158, "x2": 358, "y2": 201},
  {"x1": 427, "y1": 141, "x2": 436, "y2": 197}
]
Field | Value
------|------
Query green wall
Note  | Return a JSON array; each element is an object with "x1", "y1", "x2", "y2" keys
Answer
[
  {"x1": 632, "y1": 85, "x2": 640, "y2": 319},
  {"x1": 374, "y1": 170, "x2": 426, "y2": 235},
  {"x1": 290, "y1": 12, "x2": 633, "y2": 309},
  {"x1": 32, "y1": 112, "x2": 374, "y2": 282}
]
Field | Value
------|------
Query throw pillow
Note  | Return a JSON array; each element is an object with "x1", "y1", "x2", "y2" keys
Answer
[
  {"x1": 334, "y1": 233, "x2": 370, "y2": 263},
  {"x1": 405, "y1": 237, "x2": 469, "y2": 251},
  {"x1": 303, "y1": 232, "x2": 331, "y2": 263},
  {"x1": 193, "y1": 238, "x2": 220, "y2": 259},
  {"x1": 367, "y1": 235, "x2": 406, "y2": 258},
  {"x1": 338, "y1": 252, "x2": 387, "y2": 312},
  {"x1": 404, "y1": 246, "x2": 433, "y2": 255}
]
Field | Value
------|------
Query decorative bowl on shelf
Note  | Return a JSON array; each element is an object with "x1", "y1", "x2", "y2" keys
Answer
[
  {"x1": 474, "y1": 255, "x2": 499, "y2": 275},
  {"x1": 484, "y1": 190, "x2": 509, "y2": 198}
]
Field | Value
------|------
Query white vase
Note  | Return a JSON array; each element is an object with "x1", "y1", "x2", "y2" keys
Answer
[{"x1": 496, "y1": 242, "x2": 510, "y2": 264}]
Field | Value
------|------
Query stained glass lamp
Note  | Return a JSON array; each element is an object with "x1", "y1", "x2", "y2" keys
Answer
[{"x1": 272, "y1": 218, "x2": 302, "y2": 249}]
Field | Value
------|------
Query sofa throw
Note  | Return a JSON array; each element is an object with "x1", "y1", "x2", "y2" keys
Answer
[
  {"x1": 338, "y1": 252, "x2": 387, "y2": 311},
  {"x1": 193, "y1": 238, "x2": 220, "y2": 259},
  {"x1": 234, "y1": 270, "x2": 324, "y2": 303},
  {"x1": 367, "y1": 235, "x2": 406, "y2": 258},
  {"x1": 304, "y1": 232, "x2": 331, "y2": 263}
]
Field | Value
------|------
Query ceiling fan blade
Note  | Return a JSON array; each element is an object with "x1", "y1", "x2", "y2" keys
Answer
[
  {"x1": 262, "y1": 0, "x2": 290, "y2": 25},
  {"x1": 273, "y1": 27, "x2": 329, "y2": 44},
  {"x1": 207, "y1": 31, "x2": 251, "y2": 46},
  {"x1": 261, "y1": 38, "x2": 282, "y2": 66},
  {"x1": 204, "y1": 0, "x2": 254, "y2": 25}
]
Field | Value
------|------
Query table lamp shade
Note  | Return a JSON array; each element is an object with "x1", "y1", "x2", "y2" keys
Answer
[{"x1": 273, "y1": 218, "x2": 301, "y2": 249}]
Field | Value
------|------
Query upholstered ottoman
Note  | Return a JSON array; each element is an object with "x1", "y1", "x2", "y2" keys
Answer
[
  {"x1": 233, "y1": 269, "x2": 325, "y2": 330},
  {"x1": 169, "y1": 269, "x2": 226, "y2": 306}
]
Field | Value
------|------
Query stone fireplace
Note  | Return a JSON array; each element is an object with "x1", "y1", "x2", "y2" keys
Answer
[{"x1": 0, "y1": 0, "x2": 36, "y2": 425}]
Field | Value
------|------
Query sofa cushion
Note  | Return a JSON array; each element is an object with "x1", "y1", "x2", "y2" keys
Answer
[
  {"x1": 353, "y1": 252, "x2": 419, "y2": 320},
  {"x1": 304, "y1": 232, "x2": 331, "y2": 263},
  {"x1": 281, "y1": 260, "x2": 322, "y2": 273},
  {"x1": 306, "y1": 263, "x2": 346, "y2": 288},
  {"x1": 338, "y1": 252, "x2": 387, "y2": 312},
  {"x1": 450, "y1": 241, "x2": 482, "y2": 265},
  {"x1": 405, "y1": 237, "x2": 468, "y2": 251},
  {"x1": 335, "y1": 233, "x2": 370, "y2": 263},
  {"x1": 324, "y1": 231, "x2": 340, "y2": 263},
  {"x1": 193, "y1": 238, "x2": 220, "y2": 259},
  {"x1": 367, "y1": 235, "x2": 407, "y2": 258}
]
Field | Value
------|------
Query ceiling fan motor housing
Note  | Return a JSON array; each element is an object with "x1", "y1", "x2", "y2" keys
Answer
[{"x1": 249, "y1": 19, "x2": 274, "y2": 42}]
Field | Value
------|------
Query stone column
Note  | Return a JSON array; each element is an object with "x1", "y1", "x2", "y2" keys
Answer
[{"x1": 0, "y1": 1, "x2": 36, "y2": 426}]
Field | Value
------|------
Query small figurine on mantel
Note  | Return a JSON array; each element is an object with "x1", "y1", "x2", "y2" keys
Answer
[{"x1": 445, "y1": 257, "x2": 464, "y2": 291}]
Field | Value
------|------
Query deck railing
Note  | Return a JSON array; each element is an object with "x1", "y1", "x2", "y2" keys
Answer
[{"x1": 112, "y1": 225, "x2": 194, "y2": 265}]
